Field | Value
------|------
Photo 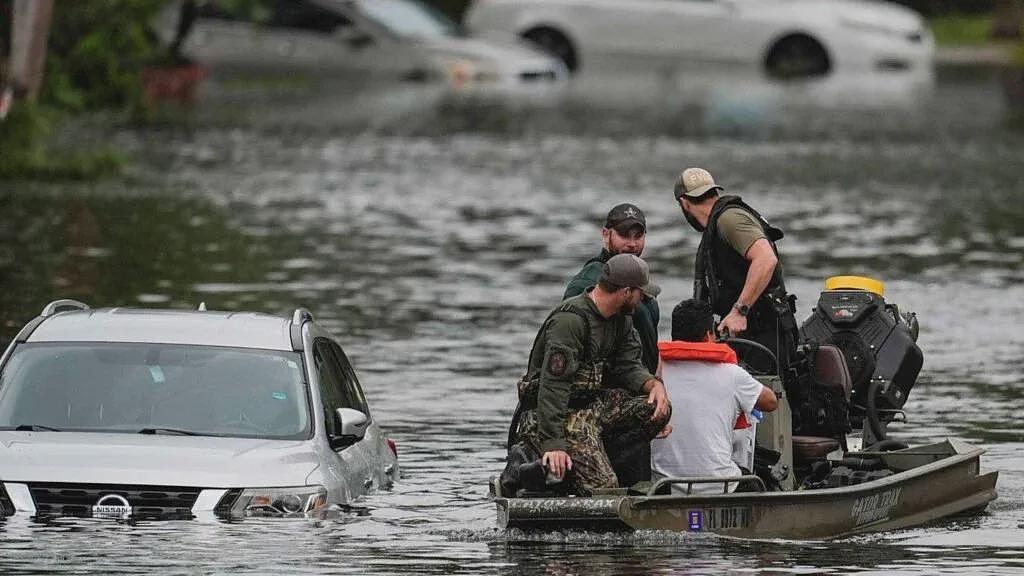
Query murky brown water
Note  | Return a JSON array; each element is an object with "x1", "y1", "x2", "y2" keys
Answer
[{"x1": 1, "y1": 63, "x2": 1022, "y2": 574}]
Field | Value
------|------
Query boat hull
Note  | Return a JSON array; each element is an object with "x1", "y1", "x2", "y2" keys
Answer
[{"x1": 496, "y1": 439, "x2": 997, "y2": 539}]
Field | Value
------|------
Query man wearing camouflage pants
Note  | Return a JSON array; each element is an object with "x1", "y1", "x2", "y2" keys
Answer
[{"x1": 512, "y1": 254, "x2": 672, "y2": 495}]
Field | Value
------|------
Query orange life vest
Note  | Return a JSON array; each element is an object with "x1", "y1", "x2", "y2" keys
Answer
[
  {"x1": 657, "y1": 340, "x2": 751, "y2": 429},
  {"x1": 657, "y1": 341, "x2": 738, "y2": 364}
]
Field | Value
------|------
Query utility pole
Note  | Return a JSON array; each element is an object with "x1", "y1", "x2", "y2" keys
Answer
[
  {"x1": 2, "y1": 0, "x2": 53, "y2": 120},
  {"x1": 1, "y1": 0, "x2": 12, "y2": 119}
]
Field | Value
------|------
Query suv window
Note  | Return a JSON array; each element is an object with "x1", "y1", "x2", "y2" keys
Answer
[
  {"x1": 0, "y1": 343, "x2": 311, "y2": 440},
  {"x1": 269, "y1": 0, "x2": 353, "y2": 33},
  {"x1": 313, "y1": 339, "x2": 349, "y2": 437},
  {"x1": 197, "y1": 0, "x2": 352, "y2": 33},
  {"x1": 196, "y1": 0, "x2": 271, "y2": 23},
  {"x1": 328, "y1": 342, "x2": 371, "y2": 416}
]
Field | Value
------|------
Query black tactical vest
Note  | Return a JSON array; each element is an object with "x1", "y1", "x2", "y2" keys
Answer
[{"x1": 694, "y1": 195, "x2": 787, "y2": 330}]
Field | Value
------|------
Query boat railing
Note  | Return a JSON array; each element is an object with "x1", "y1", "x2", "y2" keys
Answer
[{"x1": 647, "y1": 475, "x2": 766, "y2": 496}]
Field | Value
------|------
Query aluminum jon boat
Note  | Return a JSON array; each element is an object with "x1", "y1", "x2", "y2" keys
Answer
[
  {"x1": 492, "y1": 438, "x2": 997, "y2": 539},
  {"x1": 494, "y1": 278, "x2": 999, "y2": 539}
]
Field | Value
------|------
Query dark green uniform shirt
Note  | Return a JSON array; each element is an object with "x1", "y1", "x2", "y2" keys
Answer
[
  {"x1": 527, "y1": 293, "x2": 653, "y2": 453},
  {"x1": 564, "y1": 250, "x2": 661, "y2": 374}
]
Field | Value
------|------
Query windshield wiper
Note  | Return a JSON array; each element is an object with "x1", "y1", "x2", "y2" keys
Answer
[
  {"x1": 137, "y1": 427, "x2": 202, "y2": 436},
  {"x1": 12, "y1": 424, "x2": 63, "y2": 432}
]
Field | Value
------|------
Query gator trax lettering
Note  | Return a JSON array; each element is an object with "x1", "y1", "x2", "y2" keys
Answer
[{"x1": 851, "y1": 487, "x2": 901, "y2": 526}]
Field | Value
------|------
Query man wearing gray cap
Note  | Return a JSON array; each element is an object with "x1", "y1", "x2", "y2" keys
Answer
[
  {"x1": 508, "y1": 254, "x2": 671, "y2": 496},
  {"x1": 673, "y1": 167, "x2": 798, "y2": 373}
]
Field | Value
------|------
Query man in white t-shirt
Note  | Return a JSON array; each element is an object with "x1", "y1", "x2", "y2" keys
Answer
[{"x1": 652, "y1": 299, "x2": 777, "y2": 493}]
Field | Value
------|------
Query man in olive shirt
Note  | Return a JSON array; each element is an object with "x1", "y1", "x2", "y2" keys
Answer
[
  {"x1": 564, "y1": 203, "x2": 660, "y2": 375},
  {"x1": 512, "y1": 254, "x2": 671, "y2": 495},
  {"x1": 673, "y1": 167, "x2": 799, "y2": 373}
]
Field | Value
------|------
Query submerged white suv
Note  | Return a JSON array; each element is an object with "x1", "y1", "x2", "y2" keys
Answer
[{"x1": 0, "y1": 300, "x2": 398, "y2": 521}]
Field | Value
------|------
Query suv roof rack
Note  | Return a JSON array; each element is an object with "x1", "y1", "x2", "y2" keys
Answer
[
  {"x1": 41, "y1": 299, "x2": 90, "y2": 317},
  {"x1": 13, "y1": 299, "x2": 92, "y2": 344},
  {"x1": 290, "y1": 308, "x2": 313, "y2": 352}
]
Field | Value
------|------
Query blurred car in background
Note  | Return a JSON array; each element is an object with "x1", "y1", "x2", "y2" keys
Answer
[
  {"x1": 156, "y1": 0, "x2": 566, "y2": 93},
  {"x1": 465, "y1": 0, "x2": 934, "y2": 78}
]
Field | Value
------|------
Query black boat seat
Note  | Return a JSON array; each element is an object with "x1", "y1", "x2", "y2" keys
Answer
[
  {"x1": 792, "y1": 436, "x2": 841, "y2": 461},
  {"x1": 814, "y1": 344, "x2": 852, "y2": 403}
]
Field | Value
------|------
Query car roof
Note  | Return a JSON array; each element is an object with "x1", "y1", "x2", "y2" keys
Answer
[{"x1": 26, "y1": 308, "x2": 295, "y2": 351}]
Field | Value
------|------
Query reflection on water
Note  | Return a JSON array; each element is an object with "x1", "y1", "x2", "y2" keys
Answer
[
  {"x1": 0, "y1": 187, "x2": 274, "y2": 341},
  {"x1": 1, "y1": 63, "x2": 1023, "y2": 574}
]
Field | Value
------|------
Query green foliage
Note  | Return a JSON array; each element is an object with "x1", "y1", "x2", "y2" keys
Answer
[
  {"x1": 0, "y1": 102, "x2": 53, "y2": 169},
  {"x1": 42, "y1": 0, "x2": 168, "y2": 111},
  {"x1": 0, "y1": 102, "x2": 123, "y2": 180},
  {"x1": 0, "y1": 1, "x2": 168, "y2": 180},
  {"x1": 930, "y1": 14, "x2": 995, "y2": 45}
]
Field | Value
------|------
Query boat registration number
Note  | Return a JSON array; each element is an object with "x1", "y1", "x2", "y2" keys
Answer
[{"x1": 688, "y1": 507, "x2": 751, "y2": 531}]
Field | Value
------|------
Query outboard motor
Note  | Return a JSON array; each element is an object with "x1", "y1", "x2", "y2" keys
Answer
[{"x1": 800, "y1": 276, "x2": 923, "y2": 443}]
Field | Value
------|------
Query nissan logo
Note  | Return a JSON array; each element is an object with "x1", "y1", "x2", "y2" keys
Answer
[{"x1": 92, "y1": 493, "x2": 132, "y2": 519}]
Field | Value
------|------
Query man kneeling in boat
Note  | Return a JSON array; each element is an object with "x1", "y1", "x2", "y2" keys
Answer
[
  {"x1": 652, "y1": 299, "x2": 778, "y2": 493},
  {"x1": 505, "y1": 254, "x2": 672, "y2": 496}
]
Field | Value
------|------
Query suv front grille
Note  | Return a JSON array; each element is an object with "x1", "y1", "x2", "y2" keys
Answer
[
  {"x1": 28, "y1": 483, "x2": 201, "y2": 520},
  {"x1": 0, "y1": 485, "x2": 15, "y2": 517}
]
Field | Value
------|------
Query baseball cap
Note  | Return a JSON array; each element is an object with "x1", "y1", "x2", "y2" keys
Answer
[
  {"x1": 600, "y1": 254, "x2": 661, "y2": 298},
  {"x1": 604, "y1": 203, "x2": 646, "y2": 233},
  {"x1": 674, "y1": 167, "x2": 723, "y2": 200}
]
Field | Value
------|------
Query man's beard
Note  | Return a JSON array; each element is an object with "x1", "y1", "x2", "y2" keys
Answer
[
  {"x1": 683, "y1": 208, "x2": 705, "y2": 232},
  {"x1": 609, "y1": 245, "x2": 643, "y2": 257}
]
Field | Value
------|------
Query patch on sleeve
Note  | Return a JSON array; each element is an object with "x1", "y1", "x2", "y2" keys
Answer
[
  {"x1": 542, "y1": 344, "x2": 578, "y2": 380},
  {"x1": 547, "y1": 351, "x2": 568, "y2": 377}
]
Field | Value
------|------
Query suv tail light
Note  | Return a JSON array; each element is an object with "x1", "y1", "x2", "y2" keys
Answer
[{"x1": 386, "y1": 438, "x2": 398, "y2": 458}]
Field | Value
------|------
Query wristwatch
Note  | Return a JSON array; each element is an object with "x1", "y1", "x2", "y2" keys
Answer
[{"x1": 733, "y1": 303, "x2": 750, "y2": 316}]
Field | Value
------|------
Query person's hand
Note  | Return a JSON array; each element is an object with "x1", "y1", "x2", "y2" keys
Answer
[
  {"x1": 542, "y1": 450, "x2": 572, "y2": 480},
  {"x1": 655, "y1": 424, "x2": 673, "y2": 439},
  {"x1": 718, "y1": 309, "x2": 748, "y2": 338},
  {"x1": 645, "y1": 378, "x2": 670, "y2": 421}
]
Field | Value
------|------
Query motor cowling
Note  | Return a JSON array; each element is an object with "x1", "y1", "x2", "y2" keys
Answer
[{"x1": 799, "y1": 276, "x2": 923, "y2": 430}]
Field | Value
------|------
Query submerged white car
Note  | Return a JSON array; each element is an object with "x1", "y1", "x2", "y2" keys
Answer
[
  {"x1": 466, "y1": 0, "x2": 934, "y2": 77},
  {"x1": 0, "y1": 300, "x2": 398, "y2": 521}
]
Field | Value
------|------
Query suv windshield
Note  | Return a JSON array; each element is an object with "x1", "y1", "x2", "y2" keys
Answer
[
  {"x1": 359, "y1": 0, "x2": 461, "y2": 38},
  {"x1": 0, "y1": 343, "x2": 310, "y2": 440}
]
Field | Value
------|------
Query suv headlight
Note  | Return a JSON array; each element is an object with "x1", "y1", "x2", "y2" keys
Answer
[{"x1": 230, "y1": 486, "x2": 327, "y2": 518}]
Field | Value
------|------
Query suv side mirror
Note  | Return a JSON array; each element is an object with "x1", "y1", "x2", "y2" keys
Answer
[{"x1": 329, "y1": 407, "x2": 369, "y2": 450}]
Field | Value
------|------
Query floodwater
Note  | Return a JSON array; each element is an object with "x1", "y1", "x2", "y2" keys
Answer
[{"x1": 1, "y1": 62, "x2": 1023, "y2": 574}]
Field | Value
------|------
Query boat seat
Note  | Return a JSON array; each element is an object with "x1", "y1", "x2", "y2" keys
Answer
[
  {"x1": 792, "y1": 436, "x2": 841, "y2": 461},
  {"x1": 814, "y1": 344, "x2": 852, "y2": 402}
]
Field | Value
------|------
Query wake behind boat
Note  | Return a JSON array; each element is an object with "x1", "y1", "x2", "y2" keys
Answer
[{"x1": 492, "y1": 276, "x2": 998, "y2": 539}]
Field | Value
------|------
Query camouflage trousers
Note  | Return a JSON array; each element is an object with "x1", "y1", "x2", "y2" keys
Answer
[{"x1": 516, "y1": 389, "x2": 669, "y2": 496}]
